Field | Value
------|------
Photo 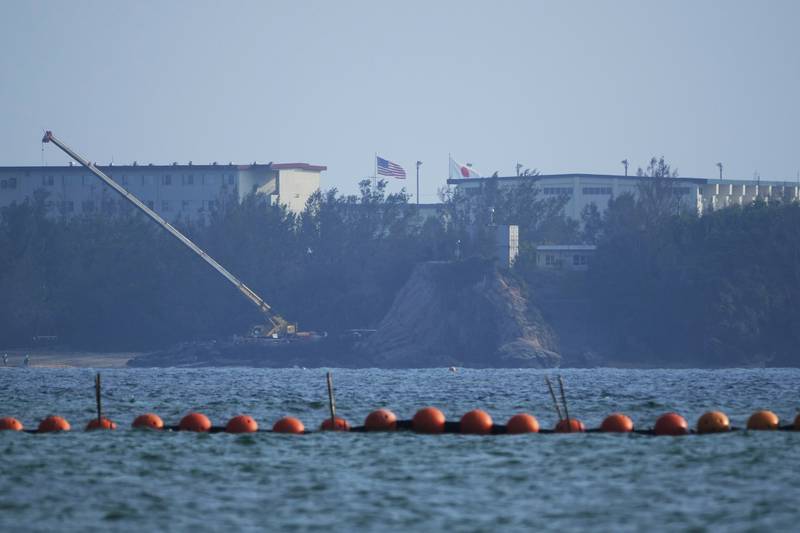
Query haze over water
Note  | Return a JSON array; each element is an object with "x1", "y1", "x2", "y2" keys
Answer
[{"x1": 2, "y1": 367, "x2": 799, "y2": 532}]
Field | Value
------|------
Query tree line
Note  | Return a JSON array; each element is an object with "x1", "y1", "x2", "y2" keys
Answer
[
  {"x1": 2, "y1": 160, "x2": 798, "y2": 366},
  {"x1": 0, "y1": 179, "x2": 572, "y2": 350},
  {"x1": 583, "y1": 158, "x2": 800, "y2": 365}
]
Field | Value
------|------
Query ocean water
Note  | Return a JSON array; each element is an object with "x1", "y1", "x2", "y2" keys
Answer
[{"x1": 1, "y1": 367, "x2": 799, "y2": 532}]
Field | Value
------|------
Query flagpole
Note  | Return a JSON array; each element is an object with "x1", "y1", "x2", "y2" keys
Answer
[
  {"x1": 416, "y1": 161, "x2": 422, "y2": 206},
  {"x1": 448, "y1": 152, "x2": 451, "y2": 186},
  {"x1": 374, "y1": 152, "x2": 377, "y2": 191}
]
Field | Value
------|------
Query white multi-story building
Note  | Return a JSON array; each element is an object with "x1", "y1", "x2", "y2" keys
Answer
[
  {"x1": 448, "y1": 173, "x2": 800, "y2": 219},
  {"x1": 0, "y1": 161, "x2": 326, "y2": 221}
]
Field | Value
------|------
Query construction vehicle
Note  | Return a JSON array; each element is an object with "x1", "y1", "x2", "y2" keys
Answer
[{"x1": 42, "y1": 130, "x2": 304, "y2": 340}]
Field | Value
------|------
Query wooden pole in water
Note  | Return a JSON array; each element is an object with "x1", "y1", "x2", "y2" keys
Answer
[
  {"x1": 558, "y1": 375, "x2": 571, "y2": 429},
  {"x1": 326, "y1": 371, "x2": 336, "y2": 425},
  {"x1": 95, "y1": 372, "x2": 102, "y2": 423},
  {"x1": 545, "y1": 376, "x2": 563, "y2": 421}
]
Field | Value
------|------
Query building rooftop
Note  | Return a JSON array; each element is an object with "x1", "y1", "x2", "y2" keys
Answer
[
  {"x1": 447, "y1": 172, "x2": 795, "y2": 188},
  {"x1": 0, "y1": 162, "x2": 327, "y2": 172},
  {"x1": 270, "y1": 163, "x2": 327, "y2": 172}
]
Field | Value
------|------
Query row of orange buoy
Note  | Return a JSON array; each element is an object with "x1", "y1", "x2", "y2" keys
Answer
[
  {"x1": 1, "y1": 408, "x2": 798, "y2": 435},
  {"x1": 408, "y1": 407, "x2": 798, "y2": 435},
  {"x1": 0, "y1": 413, "x2": 307, "y2": 434}
]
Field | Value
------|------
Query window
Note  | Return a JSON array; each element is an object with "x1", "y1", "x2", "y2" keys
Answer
[
  {"x1": 162, "y1": 200, "x2": 170, "y2": 211},
  {"x1": 545, "y1": 254, "x2": 556, "y2": 266},
  {"x1": 573, "y1": 254, "x2": 588, "y2": 266},
  {"x1": 582, "y1": 187, "x2": 612, "y2": 195},
  {"x1": 43, "y1": 175, "x2": 55, "y2": 186},
  {"x1": 184, "y1": 175, "x2": 194, "y2": 186},
  {"x1": 82, "y1": 200, "x2": 95, "y2": 213},
  {"x1": 673, "y1": 187, "x2": 691, "y2": 196},
  {"x1": 228, "y1": 174, "x2": 234, "y2": 186},
  {"x1": 208, "y1": 200, "x2": 218, "y2": 210},
  {"x1": 163, "y1": 175, "x2": 172, "y2": 185},
  {"x1": 182, "y1": 200, "x2": 190, "y2": 210},
  {"x1": 542, "y1": 187, "x2": 573, "y2": 196}
]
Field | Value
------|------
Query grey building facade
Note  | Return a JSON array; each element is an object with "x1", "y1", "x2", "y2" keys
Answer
[{"x1": 0, "y1": 161, "x2": 326, "y2": 222}]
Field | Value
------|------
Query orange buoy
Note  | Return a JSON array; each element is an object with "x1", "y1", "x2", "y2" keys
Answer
[
  {"x1": 273, "y1": 416, "x2": 305, "y2": 434},
  {"x1": 506, "y1": 413, "x2": 539, "y2": 434},
  {"x1": 37, "y1": 415, "x2": 71, "y2": 433},
  {"x1": 696, "y1": 411, "x2": 730, "y2": 434},
  {"x1": 225, "y1": 415, "x2": 258, "y2": 434},
  {"x1": 364, "y1": 409, "x2": 398, "y2": 431},
  {"x1": 132, "y1": 413, "x2": 164, "y2": 430},
  {"x1": 747, "y1": 410, "x2": 779, "y2": 431},
  {"x1": 85, "y1": 417, "x2": 117, "y2": 431},
  {"x1": 179, "y1": 412, "x2": 212, "y2": 432},
  {"x1": 554, "y1": 418, "x2": 585, "y2": 433},
  {"x1": 0, "y1": 417, "x2": 23, "y2": 431},
  {"x1": 601, "y1": 413, "x2": 634, "y2": 433},
  {"x1": 320, "y1": 417, "x2": 350, "y2": 431},
  {"x1": 412, "y1": 407, "x2": 446, "y2": 434},
  {"x1": 460, "y1": 409, "x2": 493, "y2": 435},
  {"x1": 654, "y1": 412, "x2": 688, "y2": 436}
]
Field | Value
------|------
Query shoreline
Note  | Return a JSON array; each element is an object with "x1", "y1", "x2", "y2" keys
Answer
[
  {"x1": 0, "y1": 349, "x2": 787, "y2": 369},
  {"x1": 0, "y1": 350, "x2": 137, "y2": 368}
]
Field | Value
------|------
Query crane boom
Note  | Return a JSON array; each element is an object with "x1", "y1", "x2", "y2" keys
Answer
[{"x1": 41, "y1": 130, "x2": 293, "y2": 337}]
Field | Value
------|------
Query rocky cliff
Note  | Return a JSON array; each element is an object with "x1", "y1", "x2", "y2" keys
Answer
[{"x1": 359, "y1": 259, "x2": 560, "y2": 367}]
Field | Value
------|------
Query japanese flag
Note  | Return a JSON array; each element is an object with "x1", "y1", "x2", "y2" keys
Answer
[{"x1": 449, "y1": 156, "x2": 482, "y2": 179}]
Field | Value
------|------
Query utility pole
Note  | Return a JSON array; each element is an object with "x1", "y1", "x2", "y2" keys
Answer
[
  {"x1": 516, "y1": 163, "x2": 523, "y2": 176},
  {"x1": 621, "y1": 159, "x2": 629, "y2": 176},
  {"x1": 716, "y1": 162, "x2": 723, "y2": 181},
  {"x1": 416, "y1": 161, "x2": 422, "y2": 206}
]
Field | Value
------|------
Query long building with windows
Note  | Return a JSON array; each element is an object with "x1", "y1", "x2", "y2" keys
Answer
[
  {"x1": 0, "y1": 161, "x2": 326, "y2": 221},
  {"x1": 447, "y1": 173, "x2": 800, "y2": 219}
]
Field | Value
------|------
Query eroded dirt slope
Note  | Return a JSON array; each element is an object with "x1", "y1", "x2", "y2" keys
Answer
[{"x1": 359, "y1": 259, "x2": 560, "y2": 367}]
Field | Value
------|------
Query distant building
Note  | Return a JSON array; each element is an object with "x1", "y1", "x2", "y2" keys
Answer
[
  {"x1": 495, "y1": 225, "x2": 519, "y2": 268},
  {"x1": 536, "y1": 244, "x2": 596, "y2": 271},
  {"x1": 447, "y1": 173, "x2": 800, "y2": 219},
  {"x1": 0, "y1": 161, "x2": 326, "y2": 221}
]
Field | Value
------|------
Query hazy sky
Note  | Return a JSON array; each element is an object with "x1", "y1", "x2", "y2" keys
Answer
[{"x1": 2, "y1": 1, "x2": 799, "y2": 201}]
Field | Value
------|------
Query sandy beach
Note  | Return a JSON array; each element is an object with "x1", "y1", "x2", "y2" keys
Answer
[{"x1": 0, "y1": 350, "x2": 137, "y2": 368}]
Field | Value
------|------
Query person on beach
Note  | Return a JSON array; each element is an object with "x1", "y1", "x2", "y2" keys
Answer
[
  {"x1": 2, "y1": 353, "x2": 7, "y2": 366},
  {"x1": 23, "y1": 354, "x2": 29, "y2": 367}
]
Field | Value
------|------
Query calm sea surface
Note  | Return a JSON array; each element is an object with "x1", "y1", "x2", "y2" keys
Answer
[{"x1": 1, "y1": 367, "x2": 799, "y2": 532}]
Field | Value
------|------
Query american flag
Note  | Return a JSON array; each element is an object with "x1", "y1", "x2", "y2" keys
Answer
[{"x1": 376, "y1": 156, "x2": 406, "y2": 179}]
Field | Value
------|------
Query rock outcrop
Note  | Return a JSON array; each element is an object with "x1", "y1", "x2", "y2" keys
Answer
[{"x1": 359, "y1": 259, "x2": 560, "y2": 367}]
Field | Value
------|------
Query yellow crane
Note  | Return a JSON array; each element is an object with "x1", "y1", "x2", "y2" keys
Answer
[{"x1": 42, "y1": 131, "x2": 297, "y2": 339}]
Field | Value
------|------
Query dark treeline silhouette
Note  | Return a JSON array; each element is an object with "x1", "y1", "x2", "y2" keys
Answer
[
  {"x1": 0, "y1": 181, "x2": 428, "y2": 348},
  {"x1": 0, "y1": 177, "x2": 573, "y2": 351},
  {"x1": 585, "y1": 158, "x2": 800, "y2": 366},
  {"x1": 2, "y1": 162, "x2": 799, "y2": 366}
]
